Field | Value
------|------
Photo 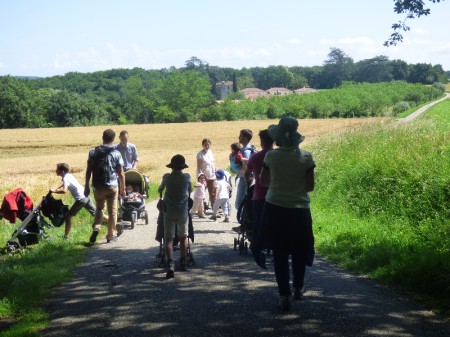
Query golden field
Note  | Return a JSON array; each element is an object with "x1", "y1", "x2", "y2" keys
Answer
[{"x1": 0, "y1": 118, "x2": 384, "y2": 203}]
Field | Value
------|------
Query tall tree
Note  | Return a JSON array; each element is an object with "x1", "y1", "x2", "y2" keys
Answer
[
  {"x1": 321, "y1": 48, "x2": 354, "y2": 88},
  {"x1": 354, "y1": 56, "x2": 393, "y2": 83}
]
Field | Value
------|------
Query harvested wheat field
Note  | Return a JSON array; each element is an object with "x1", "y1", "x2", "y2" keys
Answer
[{"x1": 0, "y1": 118, "x2": 385, "y2": 201}]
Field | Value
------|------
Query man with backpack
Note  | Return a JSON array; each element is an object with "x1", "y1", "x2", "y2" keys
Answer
[
  {"x1": 84, "y1": 129, "x2": 126, "y2": 244},
  {"x1": 235, "y1": 129, "x2": 256, "y2": 210}
]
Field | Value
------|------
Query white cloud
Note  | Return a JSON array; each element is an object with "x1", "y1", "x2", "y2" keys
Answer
[
  {"x1": 320, "y1": 36, "x2": 374, "y2": 46},
  {"x1": 288, "y1": 38, "x2": 302, "y2": 45}
]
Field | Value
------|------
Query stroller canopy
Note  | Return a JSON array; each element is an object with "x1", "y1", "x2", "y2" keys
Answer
[
  {"x1": 124, "y1": 170, "x2": 148, "y2": 196},
  {"x1": 0, "y1": 188, "x2": 34, "y2": 223}
]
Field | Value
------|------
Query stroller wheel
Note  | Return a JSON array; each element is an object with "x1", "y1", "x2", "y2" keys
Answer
[
  {"x1": 130, "y1": 212, "x2": 136, "y2": 229},
  {"x1": 144, "y1": 211, "x2": 149, "y2": 225},
  {"x1": 188, "y1": 254, "x2": 195, "y2": 266},
  {"x1": 233, "y1": 237, "x2": 238, "y2": 251},
  {"x1": 239, "y1": 239, "x2": 244, "y2": 255},
  {"x1": 6, "y1": 241, "x2": 20, "y2": 253},
  {"x1": 244, "y1": 241, "x2": 249, "y2": 255}
]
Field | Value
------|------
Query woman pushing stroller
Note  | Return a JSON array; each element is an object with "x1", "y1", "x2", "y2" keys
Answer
[{"x1": 158, "y1": 154, "x2": 192, "y2": 279}]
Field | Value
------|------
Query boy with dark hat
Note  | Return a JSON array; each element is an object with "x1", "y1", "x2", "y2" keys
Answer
[{"x1": 158, "y1": 154, "x2": 192, "y2": 278}]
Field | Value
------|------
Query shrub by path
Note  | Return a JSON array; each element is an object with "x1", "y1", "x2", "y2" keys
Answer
[{"x1": 42, "y1": 194, "x2": 450, "y2": 337}]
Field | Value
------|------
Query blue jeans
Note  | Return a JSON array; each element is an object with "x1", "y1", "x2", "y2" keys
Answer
[{"x1": 235, "y1": 174, "x2": 247, "y2": 210}]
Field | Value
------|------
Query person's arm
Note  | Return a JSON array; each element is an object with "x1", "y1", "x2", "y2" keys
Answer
[
  {"x1": 260, "y1": 165, "x2": 270, "y2": 188},
  {"x1": 196, "y1": 155, "x2": 203, "y2": 176},
  {"x1": 306, "y1": 168, "x2": 315, "y2": 192},
  {"x1": 117, "y1": 166, "x2": 126, "y2": 198},
  {"x1": 158, "y1": 174, "x2": 167, "y2": 195},
  {"x1": 244, "y1": 167, "x2": 252, "y2": 185},
  {"x1": 132, "y1": 146, "x2": 139, "y2": 170},
  {"x1": 50, "y1": 182, "x2": 67, "y2": 194},
  {"x1": 84, "y1": 160, "x2": 92, "y2": 197}
]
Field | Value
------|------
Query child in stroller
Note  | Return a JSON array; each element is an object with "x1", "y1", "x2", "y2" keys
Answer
[{"x1": 118, "y1": 170, "x2": 149, "y2": 230}]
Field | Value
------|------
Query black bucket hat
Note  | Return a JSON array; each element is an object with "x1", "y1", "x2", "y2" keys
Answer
[
  {"x1": 166, "y1": 154, "x2": 188, "y2": 170},
  {"x1": 268, "y1": 116, "x2": 305, "y2": 147}
]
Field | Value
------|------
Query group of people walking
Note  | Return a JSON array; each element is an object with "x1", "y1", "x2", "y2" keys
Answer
[
  {"x1": 50, "y1": 116, "x2": 316, "y2": 311},
  {"x1": 157, "y1": 116, "x2": 316, "y2": 311}
]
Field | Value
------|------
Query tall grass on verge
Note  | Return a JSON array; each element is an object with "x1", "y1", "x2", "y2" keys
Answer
[{"x1": 311, "y1": 101, "x2": 450, "y2": 314}]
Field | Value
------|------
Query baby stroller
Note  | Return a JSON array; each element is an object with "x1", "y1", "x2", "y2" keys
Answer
[
  {"x1": 155, "y1": 194, "x2": 195, "y2": 268},
  {"x1": 1, "y1": 189, "x2": 67, "y2": 253},
  {"x1": 234, "y1": 184, "x2": 255, "y2": 255},
  {"x1": 119, "y1": 169, "x2": 149, "y2": 229}
]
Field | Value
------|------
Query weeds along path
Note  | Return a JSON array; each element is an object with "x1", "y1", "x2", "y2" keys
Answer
[
  {"x1": 397, "y1": 93, "x2": 450, "y2": 123},
  {"x1": 43, "y1": 194, "x2": 450, "y2": 337}
]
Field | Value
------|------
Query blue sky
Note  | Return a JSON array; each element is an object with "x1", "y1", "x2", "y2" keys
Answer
[{"x1": 1, "y1": 0, "x2": 449, "y2": 77}]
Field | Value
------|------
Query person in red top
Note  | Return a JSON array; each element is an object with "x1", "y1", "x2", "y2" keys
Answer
[{"x1": 244, "y1": 129, "x2": 274, "y2": 233}]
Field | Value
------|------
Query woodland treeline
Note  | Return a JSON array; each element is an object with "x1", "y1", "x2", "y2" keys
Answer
[{"x1": 0, "y1": 49, "x2": 447, "y2": 128}]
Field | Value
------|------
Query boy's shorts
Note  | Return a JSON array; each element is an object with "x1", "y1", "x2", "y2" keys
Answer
[
  {"x1": 68, "y1": 196, "x2": 96, "y2": 217},
  {"x1": 163, "y1": 212, "x2": 188, "y2": 240}
]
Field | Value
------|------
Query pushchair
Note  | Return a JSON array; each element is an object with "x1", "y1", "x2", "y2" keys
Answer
[
  {"x1": 1, "y1": 189, "x2": 68, "y2": 253},
  {"x1": 155, "y1": 194, "x2": 195, "y2": 268},
  {"x1": 119, "y1": 169, "x2": 149, "y2": 229},
  {"x1": 234, "y1": 184, "x2": 255, "y2": 255}
]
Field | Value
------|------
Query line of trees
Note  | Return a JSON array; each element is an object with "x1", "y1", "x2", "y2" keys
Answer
[{"x1": 0, "y1": 48, "x2": 447, "y2": 128}]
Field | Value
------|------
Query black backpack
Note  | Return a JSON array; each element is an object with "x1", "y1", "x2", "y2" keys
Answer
[
  {"x1": 92, "y1": 146, "x2": 114, "y2": 188},
  {"x1": 41, "y1": 194, "x2": 68, "y2": 227}
]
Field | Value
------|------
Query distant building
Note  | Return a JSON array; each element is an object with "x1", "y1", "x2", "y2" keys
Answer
[
  {"x1": 215, "y1": 81, "x2": 234, "y2": 100},
  {"x1": 267, "y1": 87, "x2": 292, "y2": 95},
  {"x1": 294, "y1": 87, "x2": 318, "y2": 94},
  {"x1": 240, "y1": 88, "x2": 268, "y2": 100},
  {"x1": 239, "y1": 86, "x2": 318, "y2": 100}
]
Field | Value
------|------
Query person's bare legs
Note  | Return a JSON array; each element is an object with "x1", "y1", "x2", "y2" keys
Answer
[
  {"x1": 64, "y1": 215, "x2": 73, "y2": 237},
  {"x1": 165, "y1": 238, "x2": 175, "y2": 278}
]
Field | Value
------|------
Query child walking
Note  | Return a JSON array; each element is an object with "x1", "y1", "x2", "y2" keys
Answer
[
  {"x1": 190, "y1": 173, "x2": 207, "y2": 218},
  {"x1": 209, "y1": 170, "x2": 231, "y2": 223},
  {"x1": 158, "y1": 154, "x2": 192, "y2": 279}
]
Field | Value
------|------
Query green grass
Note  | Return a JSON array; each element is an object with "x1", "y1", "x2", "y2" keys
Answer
[
  {"x1": 311, "y1": 100, "x2": 450, "y2": 315},
  {"x1": 0, "y1": 182, "x2": 159, "y2": 336}
]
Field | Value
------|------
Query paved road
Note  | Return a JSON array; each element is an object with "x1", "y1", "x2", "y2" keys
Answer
[{"x1": 43, "y1": 195, "x2": 450, "y2": 337}]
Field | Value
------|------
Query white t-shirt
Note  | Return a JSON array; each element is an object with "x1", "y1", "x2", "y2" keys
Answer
[
  {"x1": 215, "y1": 179, "x2": 230, "y2": 199},
  {"x1": 197, "y1": 149, "x2": 216, "y2": 179},
  {"x1": 63, "y1": 173, "x2": 85, "y2": 201}
]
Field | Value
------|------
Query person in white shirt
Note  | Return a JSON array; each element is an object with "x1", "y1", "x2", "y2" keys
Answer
[
  {"x1": 209, "y1": 170, "x2": 231, "y2": 223},
  {"x1": 50, "y1": 163, "x2": 108, "y2": 239},
  {"x1": 196, "y1": 138, "x2": 216, "y2": 208}
]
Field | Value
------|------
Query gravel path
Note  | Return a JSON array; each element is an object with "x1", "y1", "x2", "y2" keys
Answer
[
  {"x1": 43, "y1": 193, "x2": 450, "y2": 337},
  {"x1": 397, "y1": 93, "x2": 449, "y2": 123}
]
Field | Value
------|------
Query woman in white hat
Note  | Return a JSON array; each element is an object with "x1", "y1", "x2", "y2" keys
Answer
[{"x1": 260, "y1": 116, "x2": 315, "y2": 311}]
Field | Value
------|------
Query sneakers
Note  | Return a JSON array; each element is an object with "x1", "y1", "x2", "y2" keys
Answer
[
  {"x1": 209, "y1": 215, "x2": 217, "y2": 221},
  {"x1": 179, "y1": 258, "x2": 186, "y2": 271},
  {"x1": 166, "y1": 259, "x2": 175, "y2": 279},
  {"x1": 279, "y1": 296, "x2": 291, "y2": 311},
  {"x1": 106, "y1": 236, "x2": 118, "y2": 243},
  {"x1": 89, "y1": 230, "x2": 99, "y2": 244},
  {"x1": 222, "y1": 216, "x2": 229, "y2": 223},
  {"x1": 294, "y1": 287, "x2": 304, "y2": 301},
  {"x1": 198, "y1": 213, "x2": 206, "y2": 218}
]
